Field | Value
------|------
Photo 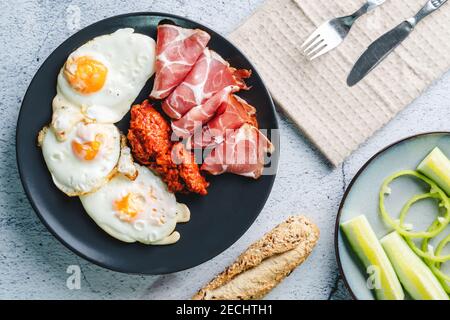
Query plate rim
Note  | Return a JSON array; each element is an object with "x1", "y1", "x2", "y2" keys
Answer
[
  {"x1": 334, "y1": 131, "x2": 450, "y2": 300},
  {"x1": 15, "y1": 11, "x2": 280, "y2": 274}
]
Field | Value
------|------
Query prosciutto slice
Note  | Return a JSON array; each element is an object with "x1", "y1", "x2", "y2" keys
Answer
[
  {"x1": 201, "y1": 124, "x2": 274, "y2": 179},
  {"x1": 189, "y1": 94, "x2": 257, "y2": 149},
  {"x1": 162, "y1": 49, "x2": 251, "y2": 119},
  {"x1": 171, "y1": 85, "x2": 239, "y2": 139},
  {"x1": 150, "y1": 24, "x2": 210, "y2": 100}
]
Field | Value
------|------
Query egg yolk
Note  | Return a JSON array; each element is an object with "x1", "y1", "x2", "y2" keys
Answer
[
  {"x1": 114, "y1": 193, "x2": 143, "y2": 222},
  {"x1": 64, "y1": 56, "x2": 108, "y2": 94},
  {"x1": 72, "y1": 134, "x2": 102, "y2": 161}
]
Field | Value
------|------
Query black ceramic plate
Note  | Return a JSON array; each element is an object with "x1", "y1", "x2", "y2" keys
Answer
[{"x1": 16, "y1": 13, "x2": 279, "y2": 274}]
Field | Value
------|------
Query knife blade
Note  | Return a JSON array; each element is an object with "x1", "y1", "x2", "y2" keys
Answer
[{"x1": 347, "y1": 21, "x2": 413, "y2": 87}]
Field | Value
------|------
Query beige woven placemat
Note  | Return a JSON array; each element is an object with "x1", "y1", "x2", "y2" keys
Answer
[{"x1": 230, "y1": 0, "x2": 450, "y2": 166}]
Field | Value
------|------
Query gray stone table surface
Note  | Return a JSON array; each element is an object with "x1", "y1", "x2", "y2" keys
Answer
[{"x1": 1, "y1": 0, "x2": 449, "y2": 300}]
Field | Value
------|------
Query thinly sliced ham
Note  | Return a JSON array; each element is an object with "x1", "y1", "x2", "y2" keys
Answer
[
  {"x1": 150, "y1": 24, "x2": 210, "y2": 100},
  {"x1": 171, "y1": 86, "x2": 239, "y2": 139},
  {"x1": 189, "y1": 94, "x2": 257, "y2": 149},
  {"x1": 201, "y1": 124, "x2": 274, "y2": 179},
  {"x1": 162, "y1": 49, "x2": 251, "y2": 119}
]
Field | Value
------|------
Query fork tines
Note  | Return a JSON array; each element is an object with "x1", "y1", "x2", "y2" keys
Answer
[{"x1": 301, "y1": 21, "x2": 342, "y2": 61}]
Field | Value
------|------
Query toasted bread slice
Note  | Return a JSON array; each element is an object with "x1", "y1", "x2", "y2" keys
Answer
[{"x1": 192, "y1": 215, "x2": 319, "y2": 300}]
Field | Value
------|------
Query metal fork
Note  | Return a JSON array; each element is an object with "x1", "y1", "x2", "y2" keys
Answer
[{"x1": 302, "y1": 0, "x2": 386, "y2": 60}]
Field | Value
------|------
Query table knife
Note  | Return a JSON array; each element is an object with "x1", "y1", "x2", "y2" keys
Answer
[{"x1": 347, "y1": 0, "x2": 448, "y2": 87}]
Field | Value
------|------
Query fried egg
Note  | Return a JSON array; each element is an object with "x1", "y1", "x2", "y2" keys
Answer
[
  {"x1": 117, "y1": 136, "x2": 138, "y2": 180},
  {"x1": 39, "y1": 122, "x2": 121, "y2": 196},
  {"x1": 79, "y1": 164, "x2": 190, "y2": 245},
  {"x1": 52, "y1": 28, "x2": 156, "y2": 139}
]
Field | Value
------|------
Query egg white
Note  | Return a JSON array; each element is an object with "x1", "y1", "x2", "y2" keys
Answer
[
  {"x1": 117, "y1": 144, "x2": 138, "y2": 180},
  {"x1": 79, "y1": 164, "x2": 190, "y2": 245},
  {"x1": 53, "y1": 28, "x2": 156, "y2": 130},
  {"x1": 40, "y1": 122, "x2": 121, "y2": 196}
]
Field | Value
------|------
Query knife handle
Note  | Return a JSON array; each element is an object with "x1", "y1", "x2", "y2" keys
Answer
[{"x1": 409, "y1": 0, "x2": 448, "y2": 26}]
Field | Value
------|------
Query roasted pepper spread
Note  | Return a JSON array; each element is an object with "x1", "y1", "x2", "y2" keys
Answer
[{"x1": 128, "y1": 100, "x2": 209, "y2": 195}]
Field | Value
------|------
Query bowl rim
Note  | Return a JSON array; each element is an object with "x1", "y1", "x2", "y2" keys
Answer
[{"x1": 334, "y1": 131, "x2": 450, "y2": 300}]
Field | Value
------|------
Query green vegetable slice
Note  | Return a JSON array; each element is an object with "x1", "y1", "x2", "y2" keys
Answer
[
  {"x1": 417, "y1": 147, "x2": 450, "y2": 195},
  {"x1": 423, "y1": 232, "x2": 450, "y2": 293},
  {"x1": 398, "y1": 195, "x2": 450, "y2": 263},
  {"x1": 379, "y1": 170, "x2": 450, "y2": 238},
  {"x1": 341, "y1": 215, "x2": 404, "y2": 300},
  {"x1": 379, "y1": 168, "x2": 450, "y2": 296},
  {"x1": 381, "y1": 232, "x2": 449, "y2": 300}
]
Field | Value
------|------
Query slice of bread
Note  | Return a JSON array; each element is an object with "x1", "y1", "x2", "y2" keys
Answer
[{"x1": 192, "y1": 215, "x2": 320, "y2": 300}]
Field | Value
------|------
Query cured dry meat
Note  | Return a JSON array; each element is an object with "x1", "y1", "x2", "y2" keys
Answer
[
  {"x1": 171, "y1": 85, "x2": 239, "y2": 139},
  {"x1": 128, "y1": 100, "x2": 209, "y2": 195},
  {"x1": 189, "y1": 94, "x2": 257, "y2": 149},
  {"x1": 150, "y1": 24, "x2": 210, "y2": 100},
  {"x1": 162, "y1": 49, "x2": 251, "y2": 119},
  {"x1": 201, "y1": 124, "x2": 274, "y2": 179}
]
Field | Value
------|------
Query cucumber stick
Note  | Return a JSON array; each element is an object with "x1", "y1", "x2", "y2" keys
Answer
[
  {"x1": 417, "y1": 147, "x2": 450, "y2": 195},
  {"x1": 381, "y1": 232, "x2": 449, "y2": 300},
  {"x1": 341, "y1": 215, "x2": 404, "y2": 300}
]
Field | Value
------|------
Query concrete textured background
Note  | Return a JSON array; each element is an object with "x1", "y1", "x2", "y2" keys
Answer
[{"x1": 1, "y1": 0, "x2": 449, "y2": 300}]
